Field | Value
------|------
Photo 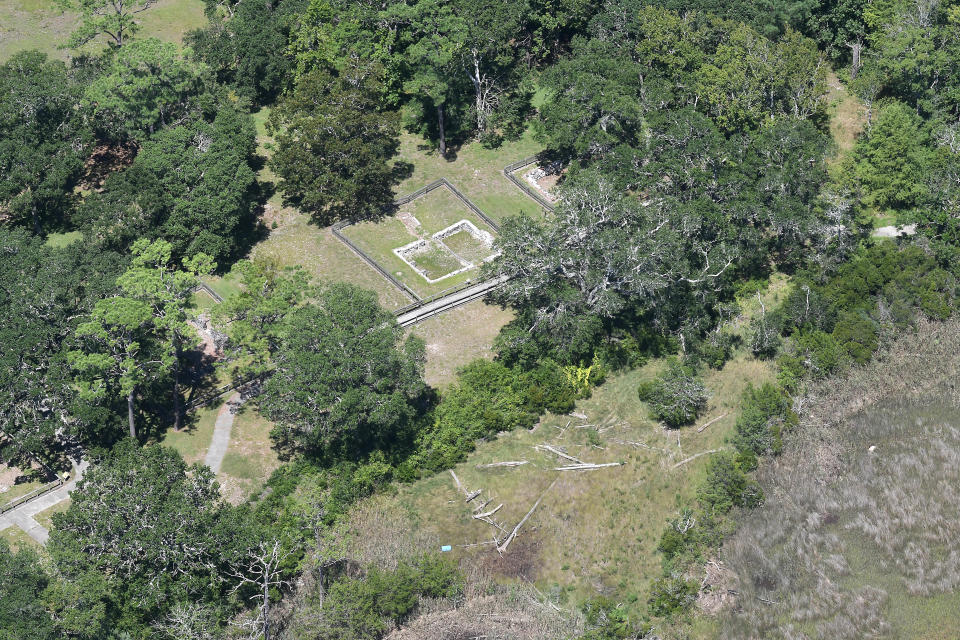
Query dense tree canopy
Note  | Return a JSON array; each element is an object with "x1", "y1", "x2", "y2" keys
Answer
[
  {"x1": 261, "y1": 284, "x2": 427, "y2": 460},
  {"x1": 268, "y1": 66, "x2": 401, "y2": 223},
  {"x1": 48, "y1": 440, "x2": 255, "y2": 631},
  {"x1": 0, "y1": 52, "x2": 89, "y2": 234}
]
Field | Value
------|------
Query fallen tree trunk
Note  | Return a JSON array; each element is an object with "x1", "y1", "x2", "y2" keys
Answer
[
  {"x1": 553, "y1": 462, "x2": 623, "y2": 471},
  {"x1": 696, "y1": 413, "x2": 729, "y2": 433},
  {"x1": 672, "y1": 449, "x2": 724, "y2": 469},
  {"x1": 497, "y1": 479, "x2": 558, "y2": 553},
  {"x1": 535, "y1": 444, "x2": 584, "y2": 464},
  {"x1": 477, "y1": 460, "x2": 529, "y2": 468}
]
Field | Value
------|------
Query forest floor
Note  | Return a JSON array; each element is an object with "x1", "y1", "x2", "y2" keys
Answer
[{"x1": 0, "y1": 0, "x2": 206, "y2": 62}]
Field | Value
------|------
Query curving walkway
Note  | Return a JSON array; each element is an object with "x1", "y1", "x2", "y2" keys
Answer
[
  {"x1": 0, "y1": 459, "x2": 89, "y2": 544},
  {"x1": 205, "y1": 393, "x2": 241, "y2": 474}
]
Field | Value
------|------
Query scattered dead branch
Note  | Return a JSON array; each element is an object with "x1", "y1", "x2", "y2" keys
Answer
[
  {"x1": 477, "y1": 460, "x2": 529, "y2": 468},
  {"x1": 466, "y1": 490, "x2": 482, "y2": 503},
  {"x1": 535, "y1": 444, "x2": 584, "y2": 464},
  {"x1": 474, "y1": 504, "x2": 503, "y2": 519},
  {"x1": 672, "y1": 449, "x2": 724, "y2": 469},
  {"x1": 497, "y1": 479, "x2": 557, "y2": 554},
  {"x1": 553, "y1": 462, "x2": 624, "y2": 471},
  {"x1": 697, "y1": 412, "x2": 729, "y2": 433}
]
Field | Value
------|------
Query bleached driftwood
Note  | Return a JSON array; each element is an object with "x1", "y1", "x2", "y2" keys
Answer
[
  {"x1": 474, "y1": 504, "x2": 504, "y2": 519},
  {"x1": 450, "y1": 470, "x2": 464, "y2": 494},
  {"x1": 609, "y1": 438, "x2": 673, "y2": 455},
  {"x1": 477, "y1": 460, "x2": 529, "y2": 468},
  {"x1": 672, "y1": 449, "x2": 724, "y2": 469},
  {"x1": 497, "y1": 479, "x2": 558, "y2": 553},
  {"x1": 466, "y1": 489, "x2": 482, "y2": 502},
  {"x1": 553, "y1": 462, "x2": 623, "y2": 471},
  {"x1": 535, "y1": 444, "x2": 584, "y2": 464},
  {"x1": 473, "y1": 497, "x2": 492, "y2": 513},
  {"x1": 696, "y1": 413, "x2": 729, "y2": 433}
]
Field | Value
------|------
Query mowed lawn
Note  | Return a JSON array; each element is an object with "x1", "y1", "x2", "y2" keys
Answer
[
  {"x1": 0, "y1": 0, "x2": 207, "y2": 62},
  {"x1": 341, "y1": 186, "x2": 498, "y2": 299},
  {"x1": 395, "y1": 130, "x2": 546, "y2": 224}
]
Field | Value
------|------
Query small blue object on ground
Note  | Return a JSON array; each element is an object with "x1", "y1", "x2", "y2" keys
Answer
[{"x1": 441, "y1": 545, "x2": 452, "y2": 552}]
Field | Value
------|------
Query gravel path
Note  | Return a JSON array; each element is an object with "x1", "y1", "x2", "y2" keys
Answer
[
  {"x1": 0, "y1": 459, "x2": 89, "y2": 544},
  {"x1": 205, "y1": 393, "x2": 240, "y2": 474}
]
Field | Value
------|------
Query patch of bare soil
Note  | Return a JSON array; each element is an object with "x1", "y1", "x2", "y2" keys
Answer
[
  {"x1": 697, "y1": 559, "x2": 738, "y2": 615},
  {"x1": 475, "y1": 535, "x2": 543, "y2": 581},
  {"x1": 80, "y1": 142, "x2": 138, "y2": 191}
]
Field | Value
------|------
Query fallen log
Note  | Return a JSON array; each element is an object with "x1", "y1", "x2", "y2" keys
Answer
[
  {"x1": 553, "y1": 462, "x2": 624, "y2": 471},
  {"x1": 474, "y1": 504, "x2": 503, "y2": 519},
  {"x1": 497, "y1": 479, "x2": 557, "y2": 554},
  {"x1": 465, "y1": 489, "x2": 482, "y2": 502},
  {"x1": 477, "y1": 460, "x2": 528, "y2": 468},
  {"x1": 535, "y1": 444, "x2": 584, "y2": 464},
  {"x1": 672, "y1": 449, "x2": 724, "y2": 469},
  {"x1": 472, "y1": 497, "x2": 492, "y2": 513},
  {"x1": 449, "y1": 470, "x2": 464, "y2": 494},
  {"x1": 696, "y1": 412, "x2": 729, "y2": 433}
]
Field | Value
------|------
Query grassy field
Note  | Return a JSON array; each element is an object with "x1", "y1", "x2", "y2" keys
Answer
[
  {"x1": 34, "y1": 498, "x2": 71, "y2": 530},
  {"x1": 394, "y1": 130, "x2": 545, "y2": 224},
  {"x1": 218, "y1": 405, "x2": 280, "y2": 504},
  {"x1": 0, "y1": 524, "x2": 41, "y2": 552},
  {"x1": 408, "y1": 298, "x2": 514, "y2": 388},
  {"x1": 379, "y1": 351, "x2": 773, "y2": 617},
  {"x1": 341, "y1": 186, "x2": 498, "y2": 299},
  {"x1": 0, "y1": 0, "x2": 206, "y2": 62},
  {"x1": 157, "y1": 402, "x2": 221, "y2": 466}
]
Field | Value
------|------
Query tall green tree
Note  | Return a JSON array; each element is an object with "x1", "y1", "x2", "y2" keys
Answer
[
  {"x1": 48, "y1": 440, "x2": 253, "y2": 633},
  {"x1": 268, "y1": 65, "x2": 401, "y2": 223},
  {"x1": 70, "y1": 295, "x2": 156, "y2": 439},
  {"x1": 55, "y1": 0, "x2": 158, "y2": 48},
  {"x1": 854, "y1": 100, "x2": 932, "y2": 211},
  {"x1": 0, "y1": 52, "x2": 89, "y2": 234},
  {"x1": 0, "y1": 540, "x2": 55, "y2": 640},
  {"x1": 395, "y1": 0, "x2": 467, "y2": 156},
  {"x1": 211, "y1": 258, "x2": 314, "y2": 382},
  {"x1": 82, "y1": 38, "x2": 209, "y2": 141},
  {"x1": 79, "y1": 104, "x2": 260, "y2": 261},
  {"x1": 117, "y1": 239, "x2": 215, "y2": 431},
  {"x1": 187, "y1": 0, "x2": 306, "y2": 105},
  {"x1": 261, "y1": 284, "x2": 426, "y2": 460}
]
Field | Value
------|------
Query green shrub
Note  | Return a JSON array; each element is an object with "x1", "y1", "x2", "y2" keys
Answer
[
  {"x1": 647, "y1": 576, "x2": 698, "y2": 617},
  {"x1": 733, "y1": 383, "x2": 795, "y2": 459},
  {"x1": 696, "y1": 452, "x2": 763, "y2": 515},
  {"x1": 831, "y1": 312, "x2": 879, "y2": 364},
  {"x1": 749, "y1": 314, "x2": 782, "y2": 359},
  {"x1": 637, "y1": 361, "x2": 708, "y2": 428},
  {"x1": 522, "y1": 359, "x2": 579, "y2": 414},
  {"x1": 320, "y1": 555, "x2": 462, "y2": 638},
  {"x1": 581, "y1": 596, "x2": 640, "y2": 639},
  {"x1": 693, "y1": 332, "x2": 739, "y2": 369}
]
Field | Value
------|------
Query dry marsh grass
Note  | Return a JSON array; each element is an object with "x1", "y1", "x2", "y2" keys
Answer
[{"x1": 720, "y1": 318, "x2": 960, "y2": 639}]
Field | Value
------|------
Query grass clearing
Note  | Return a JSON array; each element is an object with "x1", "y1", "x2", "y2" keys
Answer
[
  {"x1": 218, "y1": 406, "x2": 280, "y2": 504},
  {"x1": 45, "y1": 230, "x2": 83, "y2": 248},
  {"x1": 157, "y1": 401, "x2": 221, "y2": 466},
  {"x1": 252, "y1": 206, "x2": 412, "y2": 310},
  {"x1": 384, "y1": 351, "x2": 773, "y2": 615},
  {"x1": 408, "y1": 298, "x2": 514, "y2": 388},
  {"x1": 825, "y1": 70, "x2": 866, "y2": 161},
  {"x1": 394, "y1": 129, "x2": 545, "y2": 224},
  {"x1": 0, "y1": 0, "x2": 206, "y2": 62},
  {"x1": 201, "y1": 272, "x2": 243, "y2": 300},
  {"x1": 34, "y1": 498, "x2": 71, "y2": 530},
  {"x1": 341, "y1": 186, "x2": 497, "y2": 298},
  {"x1": 0, "y1": 524, "x2": 42, "y2": 552}
]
